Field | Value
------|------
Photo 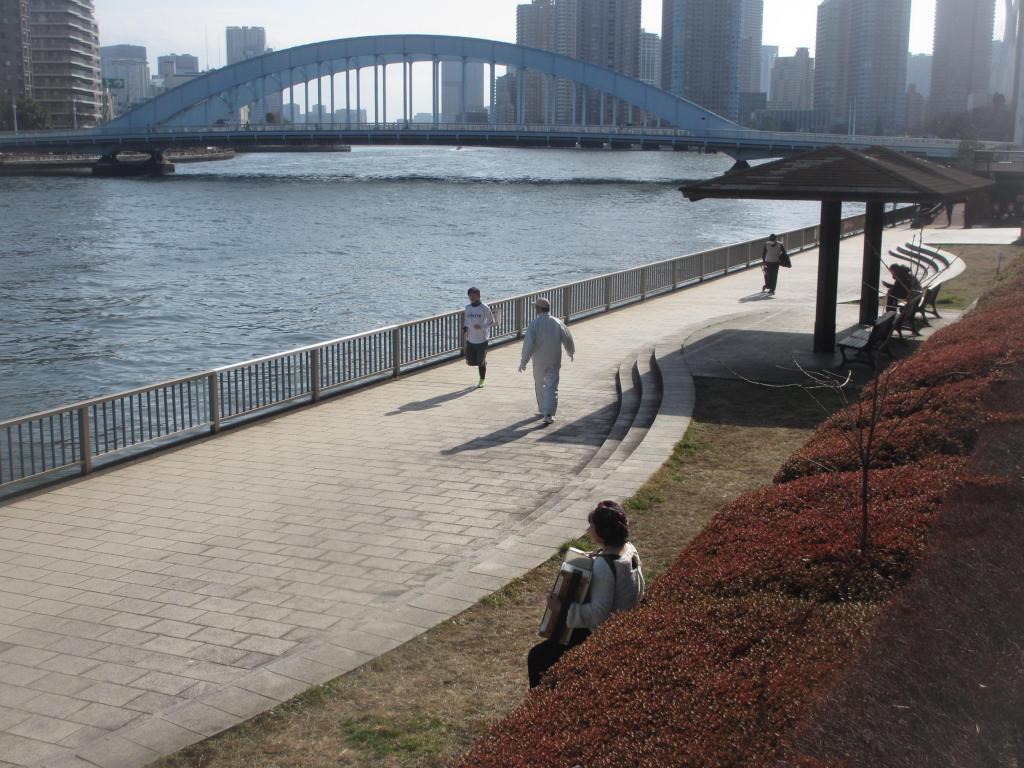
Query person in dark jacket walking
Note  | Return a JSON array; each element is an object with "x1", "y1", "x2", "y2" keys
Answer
[{"x1": 761, "y1": 234, "x2": 786, "y2": 295}]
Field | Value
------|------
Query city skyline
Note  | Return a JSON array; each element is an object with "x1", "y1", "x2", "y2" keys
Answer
[{"x1": 94, "y1": 0, "x2": 955, "y2": 75}]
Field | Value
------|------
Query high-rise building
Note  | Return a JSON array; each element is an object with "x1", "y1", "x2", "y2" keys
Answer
[
  {"x1": 760, "y1": 45, "x2": 778, "y2": 95},
  {"x1": 157, "y1": 53, "x2": 198, "y2": 78},
  {"x1": 335, "y1": 108, "x2": 367, "y2": 123},
  {"x1": 639, "y1": 28, "x2": 662, "y2": 86},
  {"x1": 906, "y1": 84, "x2": 928, "y2": 134},
  {"x1": 770, "y1": 47, "x2": 813, "y2": 111},
  {"x1": 991, "y1": 0, "x2": 1019, "y2": 98},
  {"x1": 28, "y1": 0, "x2": 103, "y2": 128},
  {"x1": 662, "y1": 0, "x2": 743, "y2": 122},
  {"x1": 226, "y1": 26, "x2": 266, "y2": 65},
  {"x1": 441, "y1": 60, "x2": 485, "y2": 122},
  {"x1": 224, "y1": 26, "x2": 281, "y2": 123},
  {"x1": 907, "y1": 53, "x2": 933, "y2": 98},
  {"x1": 738, "y1": 0, "x2": 763, "y2": 95},
  {"x1": 1012, "y1": 0, "x2": 1024, "y2": 143},
  {"x1": 578, "y1": 0, "x2": 641, "y2": 123},
  {"x1": 814, "y1": 0, "x2": 911, "y2": 135},
  {"x1": 493, "y1": 71, "x2": 517, "y2": 124},
  {"x1": 0, "y1": 0, "x2": 33, "y2": 100},
  {"x1": 930, "y1": 0, "x2": 994, "y2": 120},
  {"x1": 516, "y1": 0, "x2": 578, "y2": 124},
  {"x1": 515, "y1": 0, "x2": 640, "y2": 125},
  {"x1": 100, "y1": 44, "x2": 149, "y2": 115}
]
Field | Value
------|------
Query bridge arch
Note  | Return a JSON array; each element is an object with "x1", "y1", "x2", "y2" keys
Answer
[{"x1": 103, "y1": 34, "x2": 738, "y2": 133}]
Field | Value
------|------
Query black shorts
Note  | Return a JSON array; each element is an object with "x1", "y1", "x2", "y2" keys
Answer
[{"x1": 466, "y1": 341, "x2": 488, "y2": 366}]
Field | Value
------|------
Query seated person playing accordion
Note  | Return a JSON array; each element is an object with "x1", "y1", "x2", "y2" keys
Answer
[{"x1": 528, "y1": 500, "x2": 645, "y2": 688}]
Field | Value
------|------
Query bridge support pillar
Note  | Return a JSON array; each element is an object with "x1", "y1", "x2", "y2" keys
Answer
[
  {"x1": 489, "y1": 63, "x2": 496, "y2": 126},
  {"x1": 432, "y1": 57, "x2": 439, "y2": 125}
]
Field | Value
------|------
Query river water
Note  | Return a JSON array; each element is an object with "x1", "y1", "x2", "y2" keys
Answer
[{"x1": 0, "y1": 147, "x2": 835, "y2": 420}]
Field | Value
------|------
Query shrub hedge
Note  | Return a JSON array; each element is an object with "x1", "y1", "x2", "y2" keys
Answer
[{"x1": 454, "y1": 264, "x2": 1024, "y2": 768}]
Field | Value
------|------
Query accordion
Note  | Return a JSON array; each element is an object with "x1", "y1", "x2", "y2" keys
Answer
[{"x1": 538, "y1": 547, "x2": 594, "y2": 645}]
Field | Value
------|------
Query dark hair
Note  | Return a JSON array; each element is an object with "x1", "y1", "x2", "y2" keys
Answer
[
  {"x1": 588, "y1": 500, "x2": 629, "y2": 547},
  {"x1": 467, "y1": 287, "x2": 480, "y2": 295}
]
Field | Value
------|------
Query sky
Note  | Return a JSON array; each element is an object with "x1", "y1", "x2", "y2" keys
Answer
[{"x1": 96, "y1": 0, "x2": 956, "y2": 74}]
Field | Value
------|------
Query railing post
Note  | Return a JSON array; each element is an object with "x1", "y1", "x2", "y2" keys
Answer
[
  {"x1": 562, "y1": 286, "x2": 572, "y2": 322},
  {"x1": 78, "y1": 406, "x2": 92, "y2": 475},
  {"x1": 639, "y1": 267, "x2": 647, "y2": 301},
  {"x1": 516, "y1": 297, "x2": 526, "y2": 339},
  {"x1": 208, "y1": 373, "x2": 220, "y2": 434},
  {"x1": 392, "y1": 327, "x2": 402, "y2": 378},
  {"x1": 310, "y1": 348, "x2": 322, "y2": 402},
  {"x1": 672, "y1": 258, "x2": 679, "y2": 289},
  {"x1": 698, "y1": 253, "x2": 706, "y2": 283}
]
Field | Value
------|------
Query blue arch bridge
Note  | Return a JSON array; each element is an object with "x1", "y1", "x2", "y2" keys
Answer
[{"x1": 0, "y1": 35, "x2": 993, "y2": 167}]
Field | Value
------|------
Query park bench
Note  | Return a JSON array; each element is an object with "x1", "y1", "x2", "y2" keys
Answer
[
  {"x1": 838, "y1": 311, "x2": 897, "y2": 366},
  {"x1": 884, "y1": 242, "x2": 965, "y2": 325},
  {"x1": 894, "y1": 292, "x2": 923, "y2": 339}
]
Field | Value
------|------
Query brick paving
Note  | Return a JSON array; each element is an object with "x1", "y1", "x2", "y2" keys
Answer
[{"x1": 0, "y1": 227, "x2": 938, "y2": 768}]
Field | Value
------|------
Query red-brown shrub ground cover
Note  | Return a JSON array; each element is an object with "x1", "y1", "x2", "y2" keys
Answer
[
  {"x1": 673, "y1": 458, "x2": 966, "y2": 602},
  {"x1": 453, "y1": 267, "x2": 1024, "y2": 768},
  {"x1": 457, "y1": 594, "x2": 880, "y2": 768},
  {"x1": 785, "y1": 370, "x2": 1024, "y2": 767},
  {"x1": 775, "y1": 293, "x2": 1024, "y2": 484},
  {"x1": 774, "y1": 381, "x2": 988, "y2": 482}
]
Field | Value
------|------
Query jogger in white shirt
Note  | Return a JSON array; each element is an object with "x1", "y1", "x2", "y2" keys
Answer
[{"x1": 464, "y1": 287, "x2": 495, "y2": 388}]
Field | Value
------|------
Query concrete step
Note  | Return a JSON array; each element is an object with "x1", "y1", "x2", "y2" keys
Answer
[
  {"x1": 508, "y1": 346, "x2": 650, "y2": 529},
  {"x1": 585, "y1": 350, "x2": 645, "y2": 471},
  {"x1": 603, "y1": 345, "x2": 661, "y2": 469}
]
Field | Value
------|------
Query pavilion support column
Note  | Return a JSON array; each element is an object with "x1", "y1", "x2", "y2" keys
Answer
[
  {"x1": 814, "y1": 200, "x2": 843, "y2": 354},
  {"x1": 859, "y1": 201, "x2": 885, "y2": 325}
]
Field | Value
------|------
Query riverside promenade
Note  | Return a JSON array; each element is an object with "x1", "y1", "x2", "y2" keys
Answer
[{"x1": 0, "y1": 225, "x2": 953, "y2": 768}]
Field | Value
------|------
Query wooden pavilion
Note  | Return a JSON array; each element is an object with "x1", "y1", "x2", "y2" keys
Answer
[{"x1": 680, "y1": 146, "x2": 994, "y2": 353}]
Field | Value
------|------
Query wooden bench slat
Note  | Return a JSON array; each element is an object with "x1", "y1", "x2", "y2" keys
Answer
[{"x1": 838, "y1": 311, "x2": 897, "y2": 366}]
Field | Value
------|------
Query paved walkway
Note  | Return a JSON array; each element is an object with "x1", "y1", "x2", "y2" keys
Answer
[
  {"x1": 921, "y1": 226, "x2": 1022, "y2": 245},
  {"x1": 0, "y1": 226, "x2": 951, "y2": 768}
]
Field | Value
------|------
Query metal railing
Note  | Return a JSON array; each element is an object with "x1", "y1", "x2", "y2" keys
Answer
[{"x1": 0, "y1": 206, "x2": 915, "y2": 492}]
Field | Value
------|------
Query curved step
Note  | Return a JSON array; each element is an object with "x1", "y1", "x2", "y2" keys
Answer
[
  {"x1": 440, "y1": 336, "x2": 695, "y2": 593},
  {"x1": 585, "y1": 351, "x2": 644, "y2": 470},
  {"x1": 602, "y1": 346, "x2": 662, "y2": 469},
  {"x1": 529, "y1": 345, "x2": 661, "y2": 521}
]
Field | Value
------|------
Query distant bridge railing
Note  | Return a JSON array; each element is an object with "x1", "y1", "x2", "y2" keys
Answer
[{"x1": 0, "y1": 206, "x2": 915, "y2": 494}]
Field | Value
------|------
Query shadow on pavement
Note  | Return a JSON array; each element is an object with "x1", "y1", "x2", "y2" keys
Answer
[
  {"x1": 440, "y1": 402, "x2": 618, "y2": 455},
  {"x1": 678, "y1": 326, "x2": 928, "y2": 388},
  {"x1": 738, "y1": 292, "x2": 775, "y2": 303},
  {"x1": 440, "y1": 416, "x2": 549, "y2": 454},
  {"x1": 386, "y1": 386, "x2": 478, "y2": 415}
]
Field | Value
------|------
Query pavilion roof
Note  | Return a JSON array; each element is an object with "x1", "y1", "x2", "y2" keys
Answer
[{"x1": 680, "y1": 145, "x2": 994, "y2": 203}]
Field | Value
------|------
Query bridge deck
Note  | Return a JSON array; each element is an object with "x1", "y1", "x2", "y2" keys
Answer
[
  {"x1": 0, "y1": 125, "x2": 974, "y2": 161},
  {"x1": 0, "y1": 225, "x2": 951, "y2": 768}
]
